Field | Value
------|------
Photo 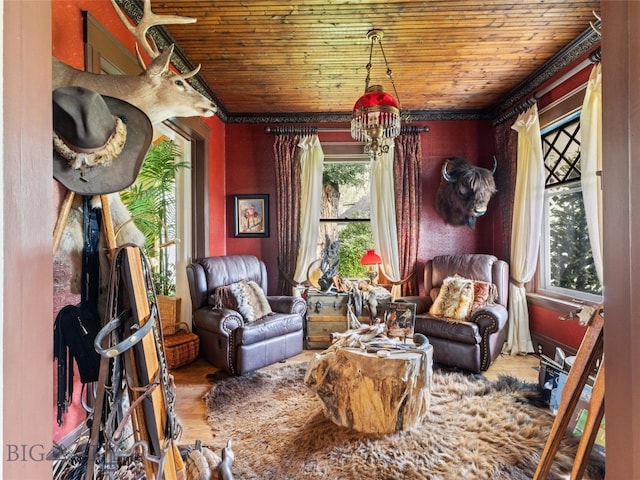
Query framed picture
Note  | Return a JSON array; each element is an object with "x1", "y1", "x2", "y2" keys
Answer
[
  {"x1": 234, "y1": 194, "x2": 270, "y2": 237},
  {"x1": 385, "y1": 302, "x2": 416, "y2": 341}
]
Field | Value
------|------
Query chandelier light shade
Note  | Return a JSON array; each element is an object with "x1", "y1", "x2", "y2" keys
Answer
[{"x1": 351, "y1": 29, "x2": 402, "y2": 156}]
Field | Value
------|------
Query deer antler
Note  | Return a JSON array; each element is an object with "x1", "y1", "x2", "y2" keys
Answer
[
  {"x1": 589, "y1": 10, "x2": 602, "y2": 37},
  {"x1": 111, "y1": 0, "x2": 200, "y2": 74}
]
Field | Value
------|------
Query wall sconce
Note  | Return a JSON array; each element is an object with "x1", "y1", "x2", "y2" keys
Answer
[
  {"x1": 351, "y1": 29, "x2": 401, "y2": 158},
  {"x1": 360, "y1": 249, "x2": 382, "y2": 285}
]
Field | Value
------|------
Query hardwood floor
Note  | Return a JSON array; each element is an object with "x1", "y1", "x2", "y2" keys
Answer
[{"x1": 170, "y1": 350, "x2": 541, "y2": 446}]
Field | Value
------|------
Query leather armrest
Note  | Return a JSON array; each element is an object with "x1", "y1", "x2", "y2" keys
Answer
[
  {"x1": 266, "y1": 296, "x2": 307, "y2": 316},
  {"x1": 186, "y1": 262, "x2": 208, "y2": 311},
  {"x1": 193, "y1": 307, "x2": 243, "y2": 337},
  {"x1": 395, "y1": 296, "x2": 433, "y2": 315},
  {"x1": 469, "y1": 304, "x2": 508, "y2": 336}
]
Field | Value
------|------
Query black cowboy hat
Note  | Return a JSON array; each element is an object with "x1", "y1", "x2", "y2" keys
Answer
[{"x1": 52, "y1": 86, "x2": 152, "y2": 195}]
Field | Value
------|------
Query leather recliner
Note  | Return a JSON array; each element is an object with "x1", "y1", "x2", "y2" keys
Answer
[
  {"x1": 397, "y1": 254, "x2": 509, "y2": 373},
  {"x1": 186, "y1": 255, "x2": 307, "y2": 375}
]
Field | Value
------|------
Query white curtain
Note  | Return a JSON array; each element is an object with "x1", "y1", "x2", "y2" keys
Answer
[
  {"x1": 580, "y1": 63, "x2": 603, "y2": 282},
  {"x1": 293, "y1": 135, "x2": 324, "y2": 288},
  {"x1": 504, "y1": 104, "x2": 544, "y2": 355},
  {"x1": 370, "y1": 140, "x2": 402, "y2": 299}
]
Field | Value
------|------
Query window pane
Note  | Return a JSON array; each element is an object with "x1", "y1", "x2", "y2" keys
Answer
[
  {"x1": 539, "y1": 115, "x2": 602, "y2": 302},
  {"x1": 319, "y1": 161, "x2": 373, "y2": 278},
  {"x1": 543, "y1": 118, "x2": 581, "y2": 186},
  {"x1": 336, "y1": 222, "x2": 373, "y2": 278},
  {"x1": 321, "y1": 163, "x2": 371, "y2": 219},
  {"x1": 544, "y1": 184, "x2": 602, "y2": 297}
]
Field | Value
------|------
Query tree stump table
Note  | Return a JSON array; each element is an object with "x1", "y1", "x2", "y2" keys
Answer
[{"x1": 304, "y1": 345, "x2": 433, "y2": 434}]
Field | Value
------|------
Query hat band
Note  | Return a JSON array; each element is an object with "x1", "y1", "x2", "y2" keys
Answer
[{"x1": 53, "y1": 117, "x2": 127, "y2": 170}]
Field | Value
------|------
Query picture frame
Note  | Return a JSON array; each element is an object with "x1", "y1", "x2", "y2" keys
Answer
[
  {"x1": 234, "y1": 194, "x2": 270, "y2": 237},
  {"x1": 384, "y1": 302, "x2": 416, "y2": 341}
]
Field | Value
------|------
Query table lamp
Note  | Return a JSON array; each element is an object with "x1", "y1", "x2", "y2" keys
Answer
[{"x1": 360, "y1": 249, "x2": 382, "y2": 285}]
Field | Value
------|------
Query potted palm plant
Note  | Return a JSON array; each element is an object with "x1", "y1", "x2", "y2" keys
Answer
[{"x1": 120, "y1": 138, "x2": 189, "y2": 325}]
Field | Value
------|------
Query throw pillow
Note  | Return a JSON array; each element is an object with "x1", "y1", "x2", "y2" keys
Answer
[
  {"x1": 210, "y1": 284, "x2": 237, "y2": 310},
  {"x1": 469, "y1": 280, "x2": 498, "y2": 314},
  {"x1": 230, "y1": 280, "x2": 273, "y2": 323},
  {"x1": 429, "y1": 275, "x2": 475, "y2": 320}
]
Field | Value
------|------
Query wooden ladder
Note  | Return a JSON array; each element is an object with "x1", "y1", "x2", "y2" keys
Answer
[{"x1": 534, "y1": 304, "x2": 605, "y2": 480}]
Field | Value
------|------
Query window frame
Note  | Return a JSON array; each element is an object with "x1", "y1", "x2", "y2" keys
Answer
[
  {"x1": 538, "y1": 180, "x2": 602, "y2": 304},
  {"x1": 532, "y1": 99, "x2": 603, "y2": 307},
  {"x1": 317, "y1": 142, "x2": 374, "y2": 279}
]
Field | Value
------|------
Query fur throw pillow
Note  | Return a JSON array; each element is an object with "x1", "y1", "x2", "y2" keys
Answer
[
  {"x1": 210, "y1": 280, "x2": 273, "y2": 323},
  {"x1": 429, "y1": 275, "x2": 475, "y2": 320},
  {"x1": 231, "y1": 280, "x2": 272, "y2": 322}
]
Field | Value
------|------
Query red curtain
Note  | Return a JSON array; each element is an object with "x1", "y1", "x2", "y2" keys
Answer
[
  {"x1": 273, "y1": 134, "x2": 302, "y2": 294},
  {"x1": 394, "y1": 132, "x2": 422, "y2": 296},
  {"x1": 493, "y1": 121, "x2": 518, "y2": 264}
]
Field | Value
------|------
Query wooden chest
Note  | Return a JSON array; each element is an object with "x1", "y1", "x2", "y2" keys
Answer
[{"x1": 305, "y1": 291, "x2": 389, "y2": 349}]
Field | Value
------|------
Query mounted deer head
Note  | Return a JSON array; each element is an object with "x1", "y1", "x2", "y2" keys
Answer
[{"x1": 52, "y1": 0, "x2": 217, "y2": 125}]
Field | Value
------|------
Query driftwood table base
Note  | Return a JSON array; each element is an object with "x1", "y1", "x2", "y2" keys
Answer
[{"x1": 304, "y1": 345, "x2": 433, "y2": 434}]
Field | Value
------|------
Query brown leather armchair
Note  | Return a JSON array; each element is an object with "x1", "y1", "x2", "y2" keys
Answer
[
  {"x1": 397, "y1": 254, "x2": 509, "y2": 373},
  {"x1": 186, "y1": 255, "x2": 306, "y2": 375}
]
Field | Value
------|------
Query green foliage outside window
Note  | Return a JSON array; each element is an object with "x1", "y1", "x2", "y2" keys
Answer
[
  {"x1": 120, "y1": 139, "x2": 189, "y2": 296},
  {"x1": 547, "y1": 187, "x2": 602, "y2": 296},
  {"x1": 322, "y1": 161, "x2": 373, "y2": 278},
  {"x1": 336, "y1": 222, "x2": 372, "y2": 278},
  {"x1": 542, "y1": 116, "x2": 602, "y2": 299}
]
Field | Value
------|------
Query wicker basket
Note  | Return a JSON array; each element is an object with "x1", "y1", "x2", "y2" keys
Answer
[
  {"x1": 157, "y1": 295, "x2": 182, "y2": 334},
  {"x1": 163, "y1": 322, "x2": 199, "y2": 369}
]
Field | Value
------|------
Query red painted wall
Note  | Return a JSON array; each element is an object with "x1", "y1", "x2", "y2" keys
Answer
[
  {"x1": 223, "y1": 120, "x2": 497, "y2": 295},
  {"x1": 205, "y1": 115, "x2": 227, "y2": 256},
  {"x1": 53, "y1": 0, "x2": 136, "y2": 67},
  {"x1": 418, "y1": 119, "x2": 498, "y2": 272},
  {"x1": 224, "y1": 124, "x2": 282, "y2": 291},
  {"x1": 529, "y1": 303, "x2": 588, "y2": 352}
]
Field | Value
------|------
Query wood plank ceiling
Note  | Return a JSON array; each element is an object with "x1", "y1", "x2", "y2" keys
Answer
[{"x1": 124, "y1": 0, "x2": 601, "y2": 122}]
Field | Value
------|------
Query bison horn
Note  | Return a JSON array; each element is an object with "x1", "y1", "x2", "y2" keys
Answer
[
  {"x1": 491, "y1": 155, "x2": 497, "y2": 174},
  {"x1": 442, "y1": 162, "x2": 455, "y2": 182}
]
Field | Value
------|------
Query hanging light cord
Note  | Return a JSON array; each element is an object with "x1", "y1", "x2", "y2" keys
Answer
[
  {"x1": 363, "y1": 34, "x2": 402, "y2": 112},
  {"x1": 377, "y1": 38, "x2": 402, "y2": 111},
  {"x1": 364, "y1": 38, "x2": 374, "y2": 92}
]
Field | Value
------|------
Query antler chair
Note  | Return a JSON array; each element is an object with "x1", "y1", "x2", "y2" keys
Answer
[
  {"x1": 397, "y1": 254, "x2": 509, "y2": 373},
  {"x1": 186, "y1": 255, "x2": 306, "y2": 375}
]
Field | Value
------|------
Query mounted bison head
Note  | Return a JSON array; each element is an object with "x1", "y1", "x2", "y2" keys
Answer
[{"x1": 435, "y1": 157, "x2": 497, "y2": 229}]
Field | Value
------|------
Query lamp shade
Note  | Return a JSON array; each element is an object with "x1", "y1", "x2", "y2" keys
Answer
[
  {"x1": 351, "y1": 85, "x2": 401, "y2": 144},
  {"x1": 360, "y1": 249, "x2": 382, "y2": 266}
]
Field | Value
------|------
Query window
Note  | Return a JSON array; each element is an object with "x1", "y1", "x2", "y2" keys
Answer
[
  {"x1": 319, "y1": 144, "x2": 373, "y2": 278},
  {"x1": 538, "y1": 114, "x2": 602, "y2": 303}
]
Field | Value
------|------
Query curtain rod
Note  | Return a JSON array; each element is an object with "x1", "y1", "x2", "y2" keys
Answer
[
  {"x1": 265, "y1": 126, "x2": 430, "y2": 134},
  {"x1": 494, "y1": 48, "x2": 601, "y2": 126}
]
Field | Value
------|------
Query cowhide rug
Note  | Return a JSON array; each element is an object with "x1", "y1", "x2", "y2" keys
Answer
[{"x1": 204, "y1": 363, "x2": 605, "y2": 480}]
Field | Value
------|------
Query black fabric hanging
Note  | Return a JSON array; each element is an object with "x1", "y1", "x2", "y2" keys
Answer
[{"x1": 54, "y1": 196, "x2": 103, "y2": 426}]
